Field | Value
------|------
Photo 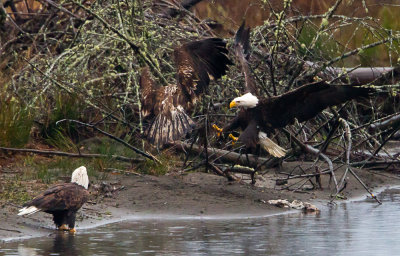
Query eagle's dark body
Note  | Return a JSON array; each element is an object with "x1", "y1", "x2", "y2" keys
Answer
[
  {"x1": 21, "y1": 183, "x2": 89, "y2": 229},
  {"x1": 219, "y1": 23, "x2": 373, "y2": 153},
  {"x1": 140, "y1": 38, "x2": 232, "y2": 148},
  {"x1": 223, "y1": 81, "x2": 372, "y2": 149}
]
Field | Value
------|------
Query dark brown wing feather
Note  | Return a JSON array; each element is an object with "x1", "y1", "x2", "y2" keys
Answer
[
  {"x1": 234, "y1": 22, "x2": 257, "y2": 94},
  {"x1": 140, "y1": 67, "x2": 159, "y2": 118},
  {"x1": 261, "y1": 81, "x2": 372, "y2": 128},
  {"x1": 23, "y1": 183, "x2": 89, "y2": 212},
  {"x1": 140, "y1": 38, "x2": 232, "y2": 148},
  {"x1": 175, "y1": 38, "x2": 232, "y2": 96}
]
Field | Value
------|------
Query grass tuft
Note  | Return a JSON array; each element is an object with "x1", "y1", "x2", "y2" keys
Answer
[{"x1": 0, "y1": 93, "x2": 33, "y2": 148}]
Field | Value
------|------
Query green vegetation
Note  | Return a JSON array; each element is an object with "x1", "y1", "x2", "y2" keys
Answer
[
  {"x1": 0, "y1": 93, "x2": 33, "y2": 148},
  {"x1": 0, "y1": 181, "x2": 32, "y2": 204},
  {"x1": 42, "y1": 93, "x2": 84, "y2": 149},
  {"x1": 0, "y1": 0, "x2": 400, "y2": 188}
]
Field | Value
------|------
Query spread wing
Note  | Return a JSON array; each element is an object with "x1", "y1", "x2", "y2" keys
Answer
[
  {"x1": 234, "y1": 22, "x2": 257, "y2": 94},
  {"x1": 140, "y1": 38, "x2": 232, "y2": 148},
  {"x1": 23, "y1": 183, "x2": 89, "y2": 212},
  {"x1": 264, "y1": 81, "x2": 372, "y2": 128},
  {"x1": 175, "y1": 38, "x2": 232, "y2": 97}
]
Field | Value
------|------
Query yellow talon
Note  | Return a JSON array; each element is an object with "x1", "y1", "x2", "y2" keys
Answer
[
  {"x1": 69, "y1": 228, "x2": 76, "y2": 233},
  {"x1": 229, "y1": 134, "x2": 238, "y2": 144},
  {"x1": 212, "y1": 124, "x2": 223, "y2": 137},
  {"x1": 58, "y1": 224, "x2": 69, "y2": 231}
]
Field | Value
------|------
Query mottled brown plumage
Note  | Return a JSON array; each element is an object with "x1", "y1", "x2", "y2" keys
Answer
[
  {"x1": 20, "y1": 183, "x2": 89, "y2": 230},
  {"x1": 140, "y1": 38, "x2": 232, "y2": 148}
]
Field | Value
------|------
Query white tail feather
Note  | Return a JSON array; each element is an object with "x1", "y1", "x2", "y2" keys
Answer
[
  {"x1": 258, "y1": 132, "x2": 286, "y2": 158},
  {"x1": 18, "y1": 206, "x2": 40, "y2": 216}
]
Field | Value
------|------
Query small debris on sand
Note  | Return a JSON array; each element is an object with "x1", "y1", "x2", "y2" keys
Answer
[{"x1": 268, "y1": 199, "x2": 320, "y2": 213}]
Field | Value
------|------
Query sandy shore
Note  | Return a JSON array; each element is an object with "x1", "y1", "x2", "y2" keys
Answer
[{"x1": 1, "y1": 162, "x2": 399, "y2": 242}]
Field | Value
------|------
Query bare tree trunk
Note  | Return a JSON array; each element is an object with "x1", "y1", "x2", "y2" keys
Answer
[{"x1": 306, "y1": 61, "x2": 400, "y2": 86}]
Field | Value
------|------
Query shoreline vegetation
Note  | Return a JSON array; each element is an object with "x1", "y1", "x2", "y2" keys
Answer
[{"x1": 1, "y1": 0, "x2": 400, "y2": 242}]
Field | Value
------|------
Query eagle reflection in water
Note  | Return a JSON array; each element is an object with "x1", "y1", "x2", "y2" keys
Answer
[{"x1": 18, "y1": 232, "x2": 80, "y2": 256}]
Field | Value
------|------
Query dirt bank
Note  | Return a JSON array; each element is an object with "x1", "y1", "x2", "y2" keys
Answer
[{"x1": 1, "y1": 162, "x2": 399, "y2": 242}]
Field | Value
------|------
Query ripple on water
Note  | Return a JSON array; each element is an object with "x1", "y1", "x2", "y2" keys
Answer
[{"x1": 2, "y1": 189, "x2": 400, "y2": 256}]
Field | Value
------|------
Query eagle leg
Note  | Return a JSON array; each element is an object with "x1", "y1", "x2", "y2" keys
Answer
[
  {"x1": 58, "y1": 224, "x2": 69, "y2": 231},
  {"x1": 66, "y1": 211, "x2": 77, "y2": 232},
  {"x1": 228, "y1": 133, "x2": 239, "y2": 145},
  {"x1": 212, "y1": 124, "x2": 223, "y2": 137}
]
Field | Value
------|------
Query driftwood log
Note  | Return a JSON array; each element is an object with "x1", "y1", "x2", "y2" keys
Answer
[{"x1": 174, "y1": 141, "x2": 279, "y2": 167}]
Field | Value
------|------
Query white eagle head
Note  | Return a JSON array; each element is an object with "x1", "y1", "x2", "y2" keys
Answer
[
  {"x1": 71, "y1": 166, "x2": 89, "y2": 189},
  {"x1": 229, "y1": 92, "x2": 259, "y2": 109}
]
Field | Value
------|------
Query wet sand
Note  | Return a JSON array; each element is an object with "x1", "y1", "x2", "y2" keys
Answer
[{"x1": 1, "y1": 162, "x2": 399, "y2": 242}]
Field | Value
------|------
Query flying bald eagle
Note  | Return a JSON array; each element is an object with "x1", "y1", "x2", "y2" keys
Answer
[
  {"x1": 18, "y1": 166, "x2": 89, "y2": 233},
  {"x1": 140, "y1": 38, "x2": 232, "y2": 148},
  {"x1": 214, "y1": 24, "x2": 372, "y2": 158}
]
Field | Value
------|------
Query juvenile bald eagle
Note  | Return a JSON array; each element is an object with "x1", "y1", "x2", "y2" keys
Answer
[
  {"x1": 214, "y1": 24, "x2": 372, "y2": 158},
  {"x1": 18, "y1": 166, "x2": 89, "y2": 233},
  {"x1": 140, "y1": 38, "x2": 232, "y2": 148}
]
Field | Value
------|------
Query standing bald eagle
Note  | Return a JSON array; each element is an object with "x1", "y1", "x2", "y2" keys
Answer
[
  {"x1": 214, "y1": 24, "x2": 372, "y2": 157},
  {"x1": 18, "y1": 166, "x2": 89, "y2": 233},
  {"x1": 140, "y1": 38, "x2": 232, "y2": 148}
]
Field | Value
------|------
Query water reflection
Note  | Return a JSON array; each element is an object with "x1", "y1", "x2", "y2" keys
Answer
[
  {"x1": 2, "y1": 189, "x2": 400, "y2": 256},
  {"x1": 17, "y1": 232, "x2": 80, "y2": 256}
]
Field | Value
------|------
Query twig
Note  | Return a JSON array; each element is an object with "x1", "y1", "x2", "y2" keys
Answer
[
  {"x1": 56, "y1": 119, "x2": 160, "y2": 163},
  {"x1": 0, "y1": 227, "x2": 21, "y2": 233},
  {"x1": 0, "y1": 147, "x2": 144, "y2": 163},
  {"x1": 70, "y1": 0, "x2": 168, "y2": 85},
  {"x1": 348, "y1": 167, "x2": 382, "y2": 204},
  {"x1": 276, "y1": 168, "x2": 332, "y2": 180},
  {"x1": 209, "y1": 163, "x2": 237, "y2": 181},
  {"x1": 351, "y1": 160, "x2": 400, "y2": 168},
  {"x1": 38, "y1": 0, "x2": 82, "y2": 19},
  {"x1": 282, "y1": 129, "x2": 339, "y2": 193}
]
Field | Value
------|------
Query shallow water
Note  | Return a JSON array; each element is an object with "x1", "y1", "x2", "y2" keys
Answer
[{"x1": 2, "y1": 189, "x2": 400, "y2": 256}]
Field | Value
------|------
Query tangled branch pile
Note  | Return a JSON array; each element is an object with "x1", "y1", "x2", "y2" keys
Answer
[{"x1": 1, "y1": 0, "x2": 400, "y2": 183}]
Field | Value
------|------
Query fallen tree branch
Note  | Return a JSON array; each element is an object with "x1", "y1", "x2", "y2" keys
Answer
[
  {"x1": 0, "y1": 147, "x2": 144, "y2": 163},
  {"x1": 174, "y1": 141, "x2": 277, "y2": 167},
  {"x1": 282, "y1": 129, "x2": 339, "y2": 193},
  {"x1": 369, "y1": 113, "x2": 400, "y2": 132},
  {"x1": 57, "y1": 119, "x2": 160, "y2": 163},
  {"x1": 209, "y1": 163, "x2": 237, "y2": 181},
  {"x1": 277, "y1": 168, "x2": 332, "y2": 180},
  {"x1": 302, "y1": 37, "x2": 400, "y2": 80},
  {"x1": 223, "y1": 165, "x2": 257, "y2": 184},
  {"x1": 351, "y1": 160, "x2": 400, "y2": 168},
  {"x1": 348, "y1": 167, "x2": 382, "y2": 204},
  {"x1": 305, "y1": 61, "x2": 399, "y2": 86}
]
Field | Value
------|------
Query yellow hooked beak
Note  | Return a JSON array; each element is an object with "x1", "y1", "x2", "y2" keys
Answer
[{"x1": 229, "y1": 101, "x2": 237, "y2": 108}]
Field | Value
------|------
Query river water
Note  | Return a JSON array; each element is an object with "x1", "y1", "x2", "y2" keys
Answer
[{"x1": 1, "y1": 188, "x2": 400, "y2": 256}]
